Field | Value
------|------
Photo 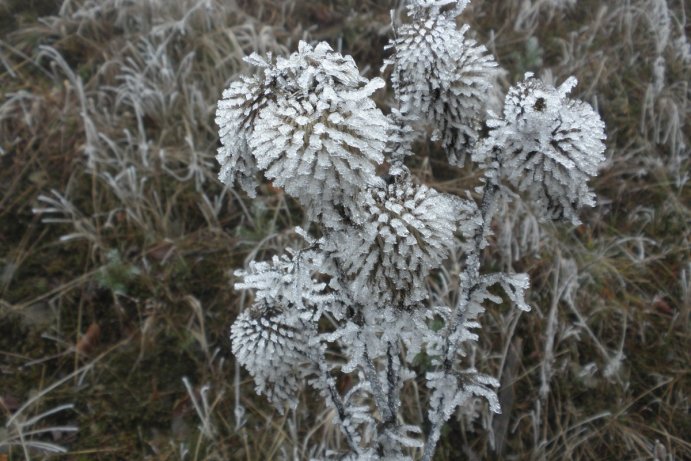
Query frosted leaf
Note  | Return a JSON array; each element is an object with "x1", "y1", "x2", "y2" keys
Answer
[
  {"x1": 230, "y1": 301, "x2": 317, "y2": 411},
  {"x1": 307, "y1": 365, "x2": 385, "y2": 457},
  {"x1": 386, "y1": 5, "x2": 498, "y2": 165},
  {"x1": 477, "y1": 74, "x2": 606, "y2": 224},
  {"x1": 426, "y1": 372, "x2": 459, "y2": 424},
  {"x1": 446, "y1": 314, "x2": 481, "y2": 356},
  {"x1": 334, "y1": 170, "x2": 461, "y2": 308},
  {"x1": 427, "y1": 368, "x2": 501, "y2": 426},
  {"x1": 464, "y1": 383, "x2": 500, "y2": 414},
  {"x1": 498, "y1": 273, "x2": 531, "y2": 312},
  {"x1": 234, "y1": 244, "x2": 332, "y2": 318},
  {"x1": 394, "y1": 307, "x2": 441, "y2": 362},
  {"x1": 383, "y1": 425, "x2": 424, "y2": 449},
  {"x1": 321, "y1": 321, "x2": 364, "y2": 374},
  {"x1": 479, "y1": 272, "x2": 531, "y2": 312}
]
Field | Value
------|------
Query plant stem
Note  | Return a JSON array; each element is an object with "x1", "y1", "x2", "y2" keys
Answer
[
  {"x1": 363, "y1": 347, "x2": 394, "y2": 424},
  {"x1": 385, "y1": 340, "x2": 401, "y2": 424},
  {"x1": 319, "y1": 361, "x2": 363, "y2": 455},
  {"x1": 422, "y1": 174, "x2": 500, "y2": 461},
  {"x1": 362, "y1": 338, "x2": 402, "y2": 457}
]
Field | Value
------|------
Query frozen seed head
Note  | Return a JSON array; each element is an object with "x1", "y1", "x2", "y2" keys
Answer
[
  {"x1": 230, "y1": 301, "x2": 315, "y2": 411},
  {"x1": 216, "y1": 41, "x2": 389, "y2": 227},
  {"x1": 338, "y1": 172, "x2": 460, "y2": 308},
  {"x1": 483, "y1": 73, "x2": 606, "y2": 224},
  {"x1": 386, "y1": 3, "x2": 497, "y2": 165}
]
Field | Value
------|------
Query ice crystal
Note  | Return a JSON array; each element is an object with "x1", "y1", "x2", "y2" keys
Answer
[{"x1": 386, "y1": 1, "x2": 497, "y2": 165}]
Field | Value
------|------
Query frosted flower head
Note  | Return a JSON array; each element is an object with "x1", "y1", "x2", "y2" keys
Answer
[
  {"x1": 217, "y1": 41, "x2": 389, "y2": 227},
  {"x1": 338, "y1": 171, "x2": 459, "y2": 308},
  {"x1": 482, "y1": 74, "x2": 606, "y2": 224},
  {"x1": 386, "y1": 6, "x2": 497, "y2": 165},
  {"x1": 230, "y1": 301, "x2": 316, "y2": 411},
  {"x1": 250, "y1": 42, "x2": 389, "y2": 227}
]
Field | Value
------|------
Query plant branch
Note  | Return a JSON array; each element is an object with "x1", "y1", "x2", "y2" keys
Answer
[
  {"x1": 362, "y1": 347, "x2": 394, "y2": 424},
  {"x1": 385, "y1": 340, "x2": 401, "y2": 424},
  {"x1": 318, "y1": 361, "x2": 363, "y2": 456},
  {"x1": 422, "y1": 172, "x2": 500, "y2": 461}
]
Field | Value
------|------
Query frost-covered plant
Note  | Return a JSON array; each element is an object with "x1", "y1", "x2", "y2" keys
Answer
[{"x1": 216, "y1": 1, "x2": 606, "y2": 459}]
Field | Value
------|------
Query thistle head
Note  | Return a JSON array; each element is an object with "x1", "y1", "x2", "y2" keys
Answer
[
  {"x1": 386, "y1": 2, "x2": 497, "y2": 165},
  {"x1": 230, "y1": 301, "x2": 316, "y2": 411},
  {"x1": 478, "y1": 74, "x2": 606, "y2": 223},
  {"x1": 216, "y1": 41, "x2": 390, "y2": 228},
  {"x1": 336, "y1": 170, "x2": 461, "y2": 308}
]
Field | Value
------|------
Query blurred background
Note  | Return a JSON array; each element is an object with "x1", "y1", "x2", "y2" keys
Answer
[{"x1": 0, "y1": 0, "x2": 688, "y2": 459}]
